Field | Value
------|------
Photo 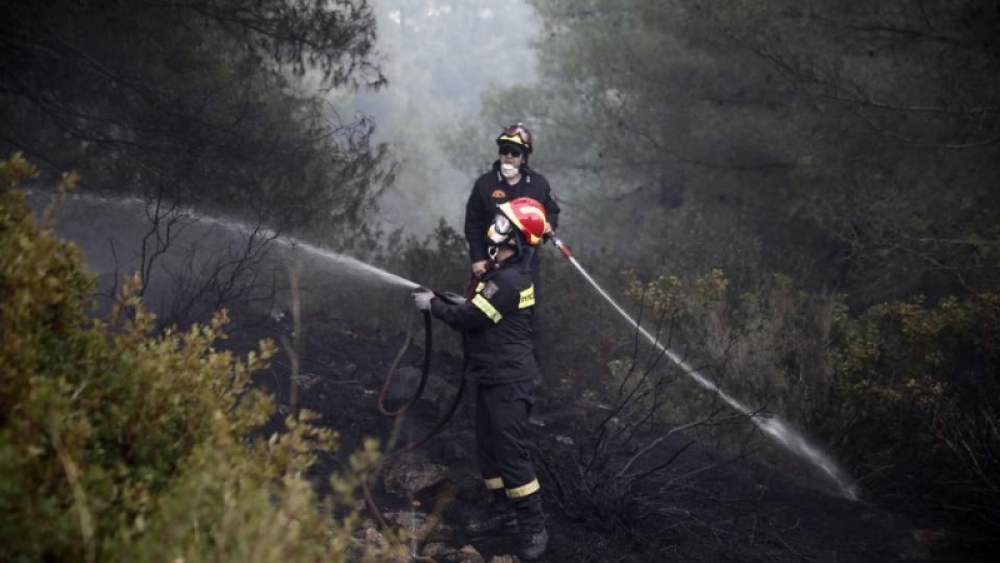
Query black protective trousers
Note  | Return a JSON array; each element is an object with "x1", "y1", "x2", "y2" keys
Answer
[
  {"x1": 475, "y1": 379, "x2": 544, "y2": 531},
  {"x1": 530, "y1": 259, "x2": 543, "y2": 377}
]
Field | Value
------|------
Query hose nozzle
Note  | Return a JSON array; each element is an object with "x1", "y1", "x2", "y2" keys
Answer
[{"x1": 549, "y1": 235, "x2": 573, "y2": 259}]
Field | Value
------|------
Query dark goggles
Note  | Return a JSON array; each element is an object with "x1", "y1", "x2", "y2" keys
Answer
[{"x1": 499, "y1": 144, "x2": 523, "y2": 158}]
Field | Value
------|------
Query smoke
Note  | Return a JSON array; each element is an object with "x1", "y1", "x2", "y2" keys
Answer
[{"x1": 352, "y1": 0, "x2": 541, "y2": 237}]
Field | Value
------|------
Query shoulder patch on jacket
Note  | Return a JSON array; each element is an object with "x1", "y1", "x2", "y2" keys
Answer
[
  {"x1": 481, "y1": 280, "x2": 500, "y2": 299},
  {"x1": 491, "y1": 189, "x2": 507, "y2": 199}
]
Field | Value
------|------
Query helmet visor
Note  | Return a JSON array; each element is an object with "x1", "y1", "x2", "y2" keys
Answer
[
  {"x1": 502, "y1": 124, "x2": 531, "y2": 146},
  {"x1": 487, "y1": 212, "x2": 513, "y2": 244},
  {"x1": 497, "y1": 123, "x2": 532, "y2": 152}
]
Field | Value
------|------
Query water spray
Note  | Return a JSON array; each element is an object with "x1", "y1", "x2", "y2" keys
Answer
[
  {"x1": 30, "y1": 189, "x2": 423, "y2": 291},
  {"x1": 546, "y1": 235, "x2": 860, "y2": 501}
]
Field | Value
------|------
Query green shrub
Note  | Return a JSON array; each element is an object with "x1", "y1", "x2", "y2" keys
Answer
[
  {"x1": 0, "y1": 154, "x2": 391, "y2": 562},
  {"x1": 616, "y1": 269, "x2": 839, "y2": 425},
  {"x1": 831, "y1": 292, "x2": 1000, "y2": 525}
]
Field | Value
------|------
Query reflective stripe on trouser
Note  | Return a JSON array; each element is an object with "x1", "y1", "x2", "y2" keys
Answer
[
  {"x1": 484, "y1": 477, "x2": 505, "y2": 491},
  {"x1": 475, "y1": 380, "x2": 538, "y2": 500}
]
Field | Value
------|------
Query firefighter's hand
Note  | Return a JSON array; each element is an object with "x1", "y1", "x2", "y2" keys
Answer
[
  {"x1": 412, "y1": 289, "x2": 435, "y2": 311},
  {"x1": 472, "y1": 260, "x2": 489, "y2": 277},
  {"x1": 543, "y1": 223, "x2": 555, "y2": 240}
]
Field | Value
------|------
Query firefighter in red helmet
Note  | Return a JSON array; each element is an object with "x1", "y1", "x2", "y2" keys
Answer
[{"x1": 414, "y1": 197, "x2": 550, "y2": 560}]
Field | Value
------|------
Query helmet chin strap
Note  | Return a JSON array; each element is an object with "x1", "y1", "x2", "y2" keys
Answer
[{"x1": 487, "y1": 237, "x2": 521, "y2": 268}]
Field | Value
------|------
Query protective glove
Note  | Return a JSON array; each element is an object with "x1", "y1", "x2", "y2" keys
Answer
[
  {"x1": 438, "y1": 291, "x2": 467, "y2": 305},
  {"x1": 413, "y1": 289, "x2": 435, "y2": 311}
]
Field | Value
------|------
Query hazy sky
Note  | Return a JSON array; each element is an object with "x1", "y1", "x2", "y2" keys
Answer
[{"x1": 357, "y1": 0, "x2": 541, "y2": 235}]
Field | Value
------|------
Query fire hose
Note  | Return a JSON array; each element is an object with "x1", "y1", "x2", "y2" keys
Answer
[
  {"x1": 548, "y1": 234, "x2": 574, "y2": 260},
  {"x1": 359, "y1": 290, "x2": 471, "y2": 537}
]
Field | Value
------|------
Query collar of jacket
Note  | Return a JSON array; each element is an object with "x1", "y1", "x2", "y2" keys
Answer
[
  {"x1": 488, "y1": 246, "x2": 534, "y2": 275},
  {"x1": 491, "y1": 159, "x2": 532, "y2": 184}
]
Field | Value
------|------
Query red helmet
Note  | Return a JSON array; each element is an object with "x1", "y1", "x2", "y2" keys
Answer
[
  {"x1": 495, "y1": 123, "x2": 533, "y2": 154},
  {"x1": 492, "y1": 197, "x2": 547, "y2": 246}
]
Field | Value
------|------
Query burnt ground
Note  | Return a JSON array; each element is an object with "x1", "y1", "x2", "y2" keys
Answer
[{"x1": 225, "y1": 312, "x2": 994, "y2": 563}]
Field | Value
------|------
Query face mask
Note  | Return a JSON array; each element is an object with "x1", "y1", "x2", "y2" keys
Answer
[{"x1": 500, "y1": 163, "x2": 519, "y2": 179}]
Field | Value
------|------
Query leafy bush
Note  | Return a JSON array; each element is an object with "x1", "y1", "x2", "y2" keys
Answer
[
  {"x1": 0, "y1": 154, "x2": 391, "y2": 562},
  {"x1": 831, "y1": 293, "x2": 1000, "y2": 526}
]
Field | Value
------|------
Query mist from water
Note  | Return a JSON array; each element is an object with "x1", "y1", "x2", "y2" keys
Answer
[{"x1": 562, "y1": 253, "x2": 860, "y2": 501}]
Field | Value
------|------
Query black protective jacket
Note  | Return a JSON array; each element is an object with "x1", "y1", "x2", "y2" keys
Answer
[
  {"x1": 464, "y1": 161, "x2": 560, "y2": 265},
  {"x1": 430, "y1": 252, "x2": 539, "y2": 385}
]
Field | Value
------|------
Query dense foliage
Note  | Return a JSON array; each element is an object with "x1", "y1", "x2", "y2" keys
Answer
[
  {"x1": 0, "y1": 155, "x2": 387, "y2": 562},
  {"x1": 476, "y1": 0, "x2": 999, "y2": 300},
  {"x1": 1, "y1": 0, "x2": 390, "y2": 231}
]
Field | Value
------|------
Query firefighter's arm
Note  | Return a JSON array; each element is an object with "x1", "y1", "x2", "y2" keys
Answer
[
  {"x1": 543, "y1": 181, "x2": 561, "y2": 231},
  {"x1": 431, "y1": 279, "x2": 518, "y2": 332},
  {"x1": 464, "y1": 183, "x2": 490, "y2": 263},
  {"x1": 430, "y1": 297, "x2": 494, "y2": 332}
]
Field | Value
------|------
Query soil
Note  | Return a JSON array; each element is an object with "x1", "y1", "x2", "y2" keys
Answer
[{"x1": 225, "y1": 311, "x2": 994, "y2": 563}]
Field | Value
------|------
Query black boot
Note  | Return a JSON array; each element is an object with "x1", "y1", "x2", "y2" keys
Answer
[
  {"x1": 463, "y1": 491, "x2": 518, "y2": 536},
  {"x1": 464, "y1": 509, "x2": 518, "y2": 536},
  {"x1": 518, "y1": 527, "x2": 549, "y2": 561},
  {"x1": 512, "y1": 492, "x2": 547, "y2": 560}
]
